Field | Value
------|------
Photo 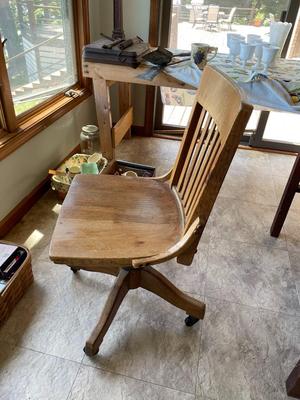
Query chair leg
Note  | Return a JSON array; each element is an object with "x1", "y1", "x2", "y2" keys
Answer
[
  {"x1": 140, "y1": 266, "x2": 206, "y2": 321},
  {"x1": 84, "y1": 268, "x2": 131, "y2": 356}
]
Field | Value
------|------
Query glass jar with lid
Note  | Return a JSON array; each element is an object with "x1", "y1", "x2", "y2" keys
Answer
[{"x1": 80, "y1": 125, "x2": 100, "y2": 155}]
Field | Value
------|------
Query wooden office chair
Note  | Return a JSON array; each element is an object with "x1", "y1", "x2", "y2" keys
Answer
[{"x1": 49, "y1": 66, "x2": 252, "y2": 356}]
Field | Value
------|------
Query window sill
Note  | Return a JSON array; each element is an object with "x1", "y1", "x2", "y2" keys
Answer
[{"x1": 0, "y1": 88, "x2": 92, "y2": 161}]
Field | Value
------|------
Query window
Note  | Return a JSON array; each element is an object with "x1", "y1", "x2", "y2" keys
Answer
[{"x1": 0, "y1": 0, "x2": 91, "y2": 159}]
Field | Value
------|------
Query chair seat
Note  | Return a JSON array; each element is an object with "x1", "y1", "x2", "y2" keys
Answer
[{"x1": 49, "y1": 175, "x2": 182, "y2": 268}]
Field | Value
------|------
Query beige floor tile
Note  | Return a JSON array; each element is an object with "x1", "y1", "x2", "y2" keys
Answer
[
  {"x1": 288, "y1": 250, "x2": 300, "y2": 304},
  {"x1": 82, "y1": 289, "x2": 202, "y2": 394},
  {"x1": 205, "y1": 239, "x2": 299, "y2": 315},
  {"x1": 206, "y1": 196, "x2": 287, "y2": 250},
  {"x1": 220, "y1": 167, "x2": 278, "y2": 206},
  {"x1": 282, "y1": 209, "x2": 300, "y2": 252},
  {"x1": 233, "y1": 149, "x2": 269, "y2": 167},
  {"x1": 268, "y1": 153, "x2": 296, "y2": 180},
  {"x1": 0, "y1": 342, "x2": 79, "y2": 400},
  {"x1": 4, "y1": 191, "x2": 59, "y2": 262},
  {"x1": 197, "y1": 298, "x2": 300, "y2": 400},
  {"x1": 155, "y1": 241, "x2": 208, "y2": 296},
  {"x1": 0, "y1": 262, "x2": 115, "y2": 362}
]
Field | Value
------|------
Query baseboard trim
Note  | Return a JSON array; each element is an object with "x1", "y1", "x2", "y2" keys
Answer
[{"x1": 0, "y1": 144, "x2": 80, "y2": 238}]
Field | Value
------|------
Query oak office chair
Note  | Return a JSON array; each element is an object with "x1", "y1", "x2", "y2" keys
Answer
[{"x1": 49, "y1": 66, "x2": 252, "y2": 356}]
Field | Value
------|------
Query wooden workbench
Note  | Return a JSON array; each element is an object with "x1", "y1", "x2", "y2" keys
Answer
[{"x1": 83, "y1": 61, "x2": 194, "y2": 161}]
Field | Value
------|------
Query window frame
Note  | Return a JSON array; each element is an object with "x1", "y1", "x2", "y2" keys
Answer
[{"x1": 0, "y1": 0, "x2": 92, "y2": 160}]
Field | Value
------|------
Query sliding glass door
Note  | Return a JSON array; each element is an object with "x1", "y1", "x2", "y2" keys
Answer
[
  {"x1": 156, "y1": 0, "x2": 300, "y2": 152},
  {"x1": 249, "y1": 2, "x2": 300, "y2": 151}
]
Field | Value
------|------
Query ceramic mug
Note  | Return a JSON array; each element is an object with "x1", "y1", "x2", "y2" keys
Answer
[
  {"x1": 123, "y1": 170, "x2": 138, "y2": 178},
  {"x1": 191, "y1": 43, "x2": 218, "y2": 69},
  {"x1": 68, "y1": 165, "x2": 81, "y2": 180}
]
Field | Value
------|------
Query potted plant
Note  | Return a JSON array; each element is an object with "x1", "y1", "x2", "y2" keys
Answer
[{"x1": 253, "y1": 11, "x2": 265, "y2": 27}]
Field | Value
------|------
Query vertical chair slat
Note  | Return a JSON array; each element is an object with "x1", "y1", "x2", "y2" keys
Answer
[
  {"x1": 170, "y1": 102, "x2": 203, "y2": 187},
  {"x1": 177, "y1": 107, "x2": 207, "y2": 192},
  {"x1": 186, "y1": 131, "x2": 221, "y2": 221},
  {"x1": 179, "y1": 113, "x2": 213, "y2": 197},
  {"x1": 184, "y1": 127, "x2": 220, "y2": 214},
  {"x1": 182, "y1": 119, "x2": 216, "y2": 207}
]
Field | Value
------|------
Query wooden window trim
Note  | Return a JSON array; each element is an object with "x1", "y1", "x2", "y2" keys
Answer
[
  {"x1": 0, "y1": 0, "x2": 91, "y2": 161},
  {"x1": 143, "y1": 0, "x2": 161, "y2": 137}
]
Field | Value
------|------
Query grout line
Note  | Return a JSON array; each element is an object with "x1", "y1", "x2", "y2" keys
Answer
[
  {"x1": 79, "y1": 360, "x2": 197, "y2": 396},
  {"x1": 66, "y1": 363, "x2": 81, "y2": 400},
  {"x1": 0, "y1": 337, "x2": 82, "y2": 400},
  {"x1": 217, "y1": 193, "x2": 283, "y2": 209},
  {"x1": 202, "y1": 293, "x2": 300, "y2": 319},
  {"x1": 0, "y1": 337, "x2": 197, "y2": 397},
  {"x1": 0, "y1": 338, "x2": 83, "y2": 366},
  {"x1": 194, "y1": 304, "x2": 205, "y2": 397},
  {"x1": 203, "y1": 233, "x2": 288, "y2": 253}
]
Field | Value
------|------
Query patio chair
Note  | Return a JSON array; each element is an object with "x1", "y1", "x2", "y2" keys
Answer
[
  {"x1": 49, "y1": 66, "x2": 252, "y2": 357},
  {"x1": 191, "y1": 2, "x2": 206, "y2": 27},
  {"x1": 204, "y1": 5, "x2": 220, "y2": 31},
  {"x1": 219, "y1": 7, "x2": 237, "y2": 31}
]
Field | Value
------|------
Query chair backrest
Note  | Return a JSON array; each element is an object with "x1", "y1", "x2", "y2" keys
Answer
[
  {"x1": 207, "y1": 5, "x2": 220, "y2": 23},
  {"x1": 228, "y1": 7, "x2": 237, "y2": 22},
  {"x1": 170, "y1": 66, "x2": 252, "y2": 244},
  {"x1": 193, "y1": 4, "x2": 204, "y2": 19}
]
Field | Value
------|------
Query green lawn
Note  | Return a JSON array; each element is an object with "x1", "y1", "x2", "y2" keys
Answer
[{"x1": 14, "y1": 99, "x2": 43, "y2": 116}]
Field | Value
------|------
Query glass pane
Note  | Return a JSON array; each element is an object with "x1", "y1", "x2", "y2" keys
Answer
[
  {"x1": 170, "y1": 0, "x2": 290, "y2": 52},
  {"x1": 163, "y1": 105, "x2": 192, "y2": 127},
  {"x1": 263, "y1": 112, "x2": 300, "y2": 145},
  {"x1": 162, "y1": 103, "x2": 260, "y2": 131},
  {"x1": 163, "y1": 0, "x2": 290, "y2": 133},
  {"x1": 0, "y1": 0, "x2": 77, "y2": 116}
]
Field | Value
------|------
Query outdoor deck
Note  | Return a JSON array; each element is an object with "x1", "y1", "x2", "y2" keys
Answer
[{"x1": 164, "y1": 10, "x2": 300, "y2": 146}]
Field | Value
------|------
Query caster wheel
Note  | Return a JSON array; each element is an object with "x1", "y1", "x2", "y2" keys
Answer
[
  {"x1": 71, "y1": 267, "x2": 78, "y2": 274},
  {"x1": 83, "y1": 345, "x2": 98, "y2": 357},
  {"x1": 185, "y1": 315, "x2": 199, "y2": 327}
]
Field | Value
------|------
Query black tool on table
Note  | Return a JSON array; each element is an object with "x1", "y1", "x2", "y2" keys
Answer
[
  {"x1": 138, "y1": 47, "x2": 191, "y2": 81},
  {"x1": 119, "y1": 36, "x2": 143, "y2": 50},
  {"x1": 102, "y1": 38, "x2": 124, "y2": 49}
]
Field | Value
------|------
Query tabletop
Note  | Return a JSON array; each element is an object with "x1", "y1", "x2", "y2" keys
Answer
[{"x1": 161, "y1": 54, "x2": 300, "y2": 113}]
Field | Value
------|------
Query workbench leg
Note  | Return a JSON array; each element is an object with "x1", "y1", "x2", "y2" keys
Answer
[
  {"x1": 93, "y1": 78, "x2": 114, "y2": 161},
  {"x1": 119, "y1": 82, "x2": 132, "y2": 139},
  {"x1": 270, "y1": 153, "x2": 300, "y2": 237}
]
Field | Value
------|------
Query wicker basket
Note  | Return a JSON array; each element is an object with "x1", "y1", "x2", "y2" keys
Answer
[{"x1": 0, "y1": 244, "x2": 33, "y2": 326}]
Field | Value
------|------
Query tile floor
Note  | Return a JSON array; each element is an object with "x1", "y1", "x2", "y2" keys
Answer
[{"x1": 1, "y1": 137, "x2": 300, "y2": 400}]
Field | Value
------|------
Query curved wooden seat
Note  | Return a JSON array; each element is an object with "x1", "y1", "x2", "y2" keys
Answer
[{"x1": 49, "y1": 174, "x2": 182, "y2": 268}]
